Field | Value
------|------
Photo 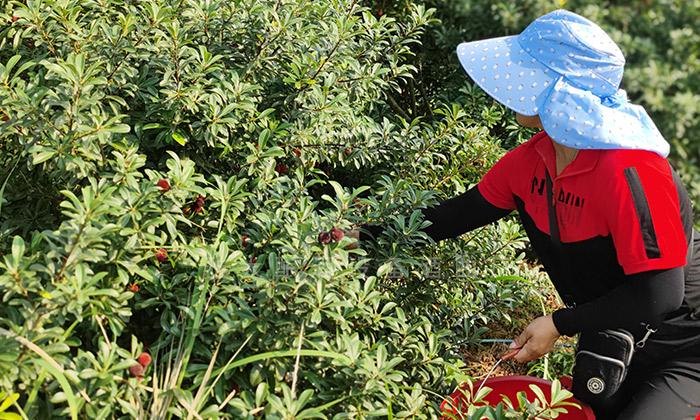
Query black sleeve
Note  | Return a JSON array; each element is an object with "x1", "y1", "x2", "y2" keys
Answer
[
  {"x1": 551, "y1": 267, "x2": 685, "y2": 337},
  {"x1": 359, "y1": 186, "x2": 513, "y2": 243}
]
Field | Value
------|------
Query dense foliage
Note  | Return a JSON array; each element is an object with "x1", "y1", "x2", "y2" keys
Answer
[{"x1": 0, "y1": 0, "x2": 696, "y2": 418}]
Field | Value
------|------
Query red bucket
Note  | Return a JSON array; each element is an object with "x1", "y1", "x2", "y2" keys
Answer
[{"x1": 441, "y1": 375, "x2": 595, "y2": 419}]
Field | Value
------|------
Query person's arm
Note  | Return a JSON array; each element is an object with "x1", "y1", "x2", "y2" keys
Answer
[
  {"x1": 562, "y1": 156, "x2": 690, "y2": 335},
  {"x1": 359, "y1": 186, "x2": 512, "y2": 243},
  {"x1": 552, "y1": 267, "x2": 685, "y2": 336},
  {"x1": 509, "y1": 267, "x2": 684, "y2": 363},
  {"x1": 552, "y1": 267, "x2": 684, "y2": 336}
]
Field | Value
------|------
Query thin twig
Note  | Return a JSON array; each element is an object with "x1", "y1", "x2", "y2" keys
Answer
[
  {"x1": 407, "y1": 78, "x2": 417, "y2": 117},
  {"x1": 217, "y1": 335, "x2": 253, "y2": 410},
  {"x1": 290, "y1": 323, "x2": 305, "y2": 399},
  {"x1": 188, "y1": 341, "x2": 221, "y2": 419},
  {"x1": 385, "y1": 93, "x2": 410, "y2": 121},
  {"x1": 474, "y1": 357, "x2": 504, "y2": 400},
  {"x1": 94, "y1": 315, "x2": 111, "y2": 351},
  {"x1": 417, "y1": 61, "x2": 434, "y2": 120}
]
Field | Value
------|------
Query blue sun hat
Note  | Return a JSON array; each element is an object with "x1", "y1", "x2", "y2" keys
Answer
[{"x1": 456, "y1": 9, "x2": 669, "y2": 157}]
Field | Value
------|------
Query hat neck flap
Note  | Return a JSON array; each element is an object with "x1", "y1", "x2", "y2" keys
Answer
[{"x1": 538, "y1": 77, "x2": 670, "y2": 157}]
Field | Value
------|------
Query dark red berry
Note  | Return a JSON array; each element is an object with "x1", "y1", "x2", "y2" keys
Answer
[
  {"x1": 250, "y1": 257, "x2": 257, "y2": 264},
  {"x1": 292, "y1": 148, "x2": 301, "y2": 157},
  {"x1": 343, "y1": 147, "x2": 352, "y2": 156},
  {"x1": 318, "y1": 231, "x2": 332, "y2": 245},
  {"x1": 192, "y1": 195, "x2": 206, "y2": 214},
  {"x1": 155, "y1": 248, "x2": 168, "y2": 263},
  {"x1": 241, "y1": 235, "x2": 249, "y2": 247},
  {"x1": 137, "y1": 352, "x2": 152, "y2": 367},
  {"x1": 11, "y1": 15, "x2": 19, "y2": 23},
  {"x1": 275, "y1": 163, "x2": 289, "y2": 174},
  {"x1": 129, "y1": 364, "x2": 144, "y2": 378},
  {"x1": 377, "y1": 9, "x2": 383, "y2": 17},
  {"x1": 330, "y1": 227, "x2": 344, "y2": 242},
  {"x1": 128, "y1": 283, "x2": 140, "y2": 293},
  {"x1": 156, "y1": 179, "x2": 170, "y2": 192}
]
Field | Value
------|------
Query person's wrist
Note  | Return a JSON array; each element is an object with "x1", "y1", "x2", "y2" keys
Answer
[
  {"x1": 551, "y1": 308, "x2": 577, "y2": 337},
  {"x1": 545, "y1": 314, "x2": 561, "y2": 337}
]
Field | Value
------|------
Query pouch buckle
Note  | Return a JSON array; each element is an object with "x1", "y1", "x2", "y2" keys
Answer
[{"x1": 635, "y1": 323, "x2": 657, "y2": 349}]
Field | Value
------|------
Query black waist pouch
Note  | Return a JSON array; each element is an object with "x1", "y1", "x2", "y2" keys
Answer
[{"x1": 572, "y1": 329, "x2": 635, "y2": 404}]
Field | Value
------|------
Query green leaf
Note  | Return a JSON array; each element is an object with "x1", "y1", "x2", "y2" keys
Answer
[
  {"x1": 32, "y1": 360, "x2": 79, "y2": 420},
  {"x1": 0, "y1": 392, "x2": 19, "y2": 412},
  {"x1": 529, "y1": 383, "x2": 548, "y2": 405},
  {"x1": 11, "y1": 236, "x2": 25, "y2": 262},
  {"x1": 32, "y1": 150, "x2": 57, "y2": 165},
  {"x1": 109, "y1": 124, "x2": 131, "y2": 134},
  {"x1": 213, "y1": 350, "x2": 351, "y2": 378},
  {"x1": 377, "y1": 262, "x2": 393, "y2": 277},
  {"x1": 143, "y1": 123, "x2": 164, "y2": 130},
  {"x1": 172, "y1": 131, "x2": 188, "y2": 146}
]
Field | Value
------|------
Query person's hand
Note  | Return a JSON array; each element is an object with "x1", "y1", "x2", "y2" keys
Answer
[{"x1": 503, "y1": 315, "x2": 560, "y2": 363}]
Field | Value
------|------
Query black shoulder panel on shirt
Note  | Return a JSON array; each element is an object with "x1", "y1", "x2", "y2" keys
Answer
[{"x1": 623, "y1": 167, "x2": 660, "y2": 259}]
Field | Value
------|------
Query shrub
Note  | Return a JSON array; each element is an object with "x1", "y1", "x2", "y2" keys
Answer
[
  {"x1": 0, "y1": 0, "x2": 546, "y2": 418},
  {"x1": 0, "y1": 0, "x2": 694, "y2": 418}
]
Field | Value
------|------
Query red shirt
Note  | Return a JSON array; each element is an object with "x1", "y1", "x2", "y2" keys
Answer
[{"x1": 477, "y1": 131, "x2": 688, "y2": 275}]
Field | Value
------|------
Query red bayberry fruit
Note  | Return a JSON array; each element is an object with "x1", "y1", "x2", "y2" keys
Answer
[
  {"x1": 292, "y1": 148, "x2": 301, "y2": 157},
  {"x1": 250, "y1": 256, "x2": 257, "y2": 264},
  {"x1": 129, "y1": 364, "x2": 144, "y2": 378},
  {"x1": 275, "y1": 163, "x2": 289, "y2": 174},
  {"x1": 11, "y1": 15, "x2": 19, "y2": 23},
  {"x1": 191, "y1": 195, "x2": 206, "y2": 214},
  {"x1": 155, "y1": 248, "x2": 168, "y2": 263},
  {"x1": 182, "y1": 195, "x2": 206, "y2": 214},
  {"x1": 377, "y1": 9, "x2": 383, "y2": 17},
  {"x1": 241, "y1": 235, "x2": 249, "y2": 247},
  {"x1": 318, "y1": 231, "x2": 332, "y2": 245},
  {"x1": 330, "y1": 227, "x2": 344, "y2": 242},
  {"x1": 156, "y1": 179, "x2": 170, "y2": 192},
  {"x1": 343, "y1": 147, "x2": 352, "y2": 156},
  {"x1": 137, "y1": 352, "x2": 152, "y2": 367},
  {"x1": 128, "y1": 283, "x2": 140, "y2": 293}
]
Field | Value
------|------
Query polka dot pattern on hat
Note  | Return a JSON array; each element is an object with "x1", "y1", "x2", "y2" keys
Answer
[
  {"x1": 539, "y1": 78, "x2": 669, "y2": 156},
  {"x1": 455, "y1": 9, "x2": 669, "y2": 157},
  {"x1": 456, "y1": 37, "x2": 554, "y2": 116}
]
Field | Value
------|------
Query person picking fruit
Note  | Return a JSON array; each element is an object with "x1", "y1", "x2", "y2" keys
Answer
[{"x1": 352, "y1": 9, "x2": 700, "y2": 420}]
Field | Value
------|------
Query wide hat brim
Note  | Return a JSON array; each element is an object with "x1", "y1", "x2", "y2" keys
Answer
[{"x1": 456, "y1": 36, "x2": 557, "y2": 116}]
